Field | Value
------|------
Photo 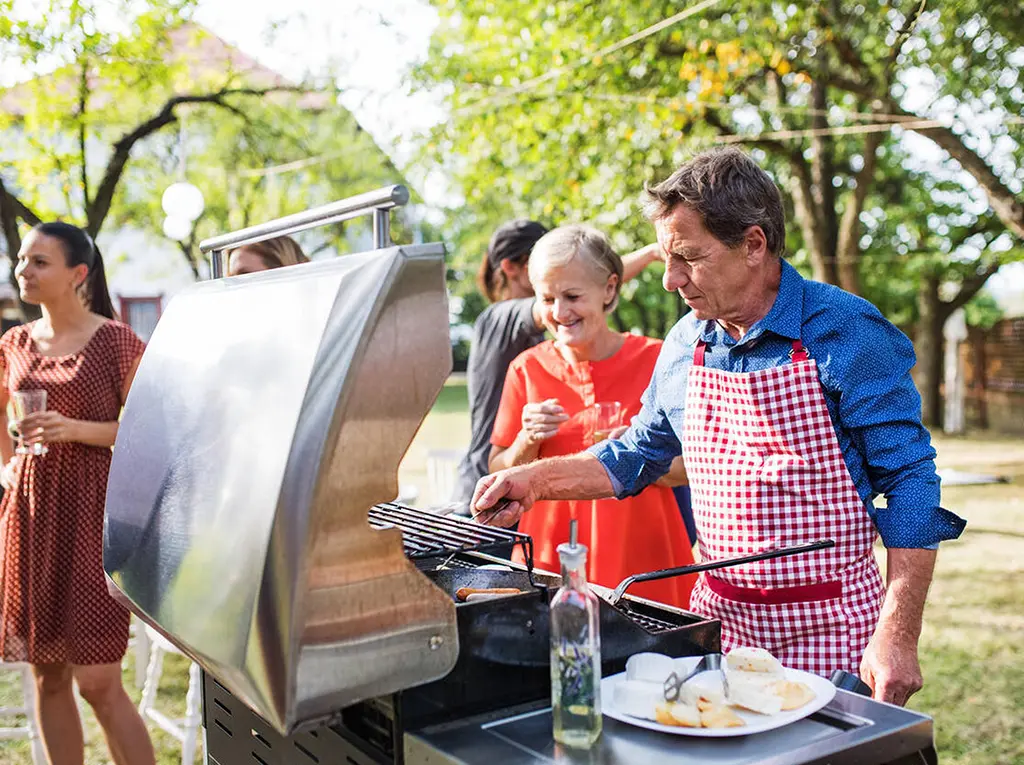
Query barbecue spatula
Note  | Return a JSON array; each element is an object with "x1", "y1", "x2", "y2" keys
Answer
[{"x1": 607, "y1": 539, "x2": 836, "y2": 606}]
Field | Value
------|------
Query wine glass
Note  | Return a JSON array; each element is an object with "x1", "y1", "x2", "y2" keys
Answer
[{"x1": 12, "y1": 389, "x2": 48, "y2": 456}]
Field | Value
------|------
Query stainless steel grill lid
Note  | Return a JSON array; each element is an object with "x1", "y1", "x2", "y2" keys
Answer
[{"x1": 103, "y1": 243, "x2": 458, "y2": 733}]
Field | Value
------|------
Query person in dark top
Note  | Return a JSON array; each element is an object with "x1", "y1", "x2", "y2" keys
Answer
[{"x1": 453, "y1": 219, "x2": 661, "y2": 505}]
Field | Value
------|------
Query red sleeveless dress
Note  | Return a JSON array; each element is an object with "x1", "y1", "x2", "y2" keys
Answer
[
  {"x1": 0, "y1": 320, "x2": 145, "y2": 665},
  {"x1": 492, "y1": 335, "x2": 696, "y2": 608}
]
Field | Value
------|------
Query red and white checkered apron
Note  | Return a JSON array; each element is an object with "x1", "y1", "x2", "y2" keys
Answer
[{"x1": 683, "y1": 339, "x2": 884, "y2": 676}]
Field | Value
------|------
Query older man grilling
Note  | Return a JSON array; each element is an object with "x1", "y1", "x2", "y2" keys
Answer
[{"x1": 472, "y1": 147, "x2": 966, "y2": 706}]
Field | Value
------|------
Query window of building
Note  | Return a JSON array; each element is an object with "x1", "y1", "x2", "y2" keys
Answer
[{"x1": 119, "y1": 296, "x2": 162, "y2": 342}]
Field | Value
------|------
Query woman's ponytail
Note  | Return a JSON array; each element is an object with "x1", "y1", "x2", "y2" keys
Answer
[
  {"x1": 476, "y1": 256, "x2": 504, "y2": 303},
  {"x1": 85, "y1": 246, "x2": 117, "y2": 319}
]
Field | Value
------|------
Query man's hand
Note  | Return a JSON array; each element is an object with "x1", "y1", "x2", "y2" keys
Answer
[
  {"x1": 861, "y1": 547, "x2": 937, "y2": 706},
  {"x1": 860, "y1": 625, "x2": 923, "y2": 706},
  {"x1": 471, "y1": 466, "x2": 538, "y2": 527}
]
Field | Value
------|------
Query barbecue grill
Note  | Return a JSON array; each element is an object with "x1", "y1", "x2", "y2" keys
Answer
[{"x1": 103, "y1": 187, "x2": 937, "y2": 765}]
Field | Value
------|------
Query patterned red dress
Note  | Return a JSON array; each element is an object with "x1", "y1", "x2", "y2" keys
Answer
[{"x1": 0, "y1": 320, "x2": 145, "y2": 665}]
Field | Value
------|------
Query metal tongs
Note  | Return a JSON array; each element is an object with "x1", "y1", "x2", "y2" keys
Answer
[
  {"x1": 470, "y1": 497, "x2": 516, "y2": 527},
  {"x1": 607, "y1": 539, "x2": 836, "y2": 606},
  {"x1": 663, "y1": 652, "x2": 724, "y2": 702}
]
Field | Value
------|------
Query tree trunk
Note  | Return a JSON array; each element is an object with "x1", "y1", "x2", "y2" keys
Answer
[
  {"x1": 788, "y1": 176, "x2": 837, "y2": 284},
  {"x1": 835, "y1": 131, "x2": 883, "y2": 296},
  {"x1": 809, "y1": 69, "x2": 839, "y2": 273},
  {"x1": 915, "y1": 274, "x2": 946, "y2": 428},
  {"x1": 0, "y1": 180, "x2": 42, "y2": 321}
]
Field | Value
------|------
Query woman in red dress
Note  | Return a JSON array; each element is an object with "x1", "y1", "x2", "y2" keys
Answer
[
  {"x1": 0, "y1": 222, "x2": 155, "y2": 764},
  {"x1": 488, "y1": 225, "x2": 696, "y2": 608}
]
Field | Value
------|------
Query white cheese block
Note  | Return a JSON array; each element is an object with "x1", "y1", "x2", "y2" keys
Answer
[
  {"x1": 724, "y1": 667, "x2": 780, "y2": 691},
  {"x1": 613, "y1": 680, "x2": 664, "y2": 720},
  {"x1": 680, "y1": 680, "x2": 726, "y2": 708},
  {"x1": 625, "y1": 652, "x2": 676, "y2": 684}
]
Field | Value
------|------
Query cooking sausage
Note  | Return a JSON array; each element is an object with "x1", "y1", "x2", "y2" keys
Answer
[{"x1": 455, "y1": 587, "x2": 522, "y2": 602}]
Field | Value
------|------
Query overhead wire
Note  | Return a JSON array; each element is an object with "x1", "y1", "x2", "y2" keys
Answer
[{"x1": 452, "y1": 0, "x2": 725, "y2": 117}]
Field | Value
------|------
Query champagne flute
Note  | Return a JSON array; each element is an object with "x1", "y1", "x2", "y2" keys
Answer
[{"x1": 12, "y1": 389, "x2": 48, "y2": 456}]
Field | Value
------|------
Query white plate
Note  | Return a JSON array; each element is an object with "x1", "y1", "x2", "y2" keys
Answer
[{"x1": 601, "y1": 656, "x2": 837, "y2": 738}]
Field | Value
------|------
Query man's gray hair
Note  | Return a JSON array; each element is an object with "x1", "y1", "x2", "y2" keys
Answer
[{"x1": 643, "y1": 147, "x2": 786, "y2": 257}]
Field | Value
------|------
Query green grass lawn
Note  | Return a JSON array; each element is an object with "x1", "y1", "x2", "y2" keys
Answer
[{"x1": 1, "y1": 379, "x2": 1021, "y2": 764}]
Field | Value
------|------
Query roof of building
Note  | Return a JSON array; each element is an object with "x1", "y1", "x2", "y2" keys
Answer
[{"x1": 0, "y1": 22, "x2": 331, "y2": 115}]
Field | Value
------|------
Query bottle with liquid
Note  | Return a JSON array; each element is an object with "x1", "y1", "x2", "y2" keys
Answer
[{"x1": 550, "y1": 524, "x2": 602, "y2": 748}]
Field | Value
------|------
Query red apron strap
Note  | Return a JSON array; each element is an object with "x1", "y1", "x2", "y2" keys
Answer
[{"x1": 693, "y1": 340, "x2": 707, "y2": 367}]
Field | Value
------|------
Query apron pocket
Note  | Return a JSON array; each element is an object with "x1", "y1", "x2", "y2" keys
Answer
[{"x1": 698, "y1": 574, "x2": 853, "y2": 676}]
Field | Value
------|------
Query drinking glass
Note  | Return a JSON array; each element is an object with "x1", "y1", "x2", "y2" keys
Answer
[
  {"x1": 591, "y1": 401, "x2": 623, "y2": 444},
  {"x1": 12, "y1": 389, "x2": 48, "y2": 456}
]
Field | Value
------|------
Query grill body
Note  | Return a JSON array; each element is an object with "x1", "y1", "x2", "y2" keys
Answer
[{"x1": 104, "y1": 245, "x2": 462, "y2": 733}]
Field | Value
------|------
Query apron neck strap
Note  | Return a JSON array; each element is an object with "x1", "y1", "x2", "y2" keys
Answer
[{"x1": 693, "y1": 338, "x2": 808, "y2": 367}]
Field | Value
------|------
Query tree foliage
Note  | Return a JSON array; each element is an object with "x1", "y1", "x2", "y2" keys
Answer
[
  {"x1": 413, "y1": 0, "x2": 1022, "y2": 319},
  {"x1": 0, "y1": 0, "x2": 409, "y2": 301},
  {"x1": 414, "y1": 0, "x2": 1023, "y2": 423}
]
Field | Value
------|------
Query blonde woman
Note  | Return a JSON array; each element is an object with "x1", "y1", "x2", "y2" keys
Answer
[
  {"x1": 487, "y1": 225, "x2": 695, "y2": 607},
  {"x1": 454, "y1": 220, "x2": 661, "y2": 506},
  {"x1": 227, "y1": 235, "x2": 308, "y2": 276}
]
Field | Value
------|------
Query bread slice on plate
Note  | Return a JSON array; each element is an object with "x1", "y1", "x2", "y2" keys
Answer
[
  {"x1": 655, "y1": 701, "x2": 701, "y2": 728},
  {"x1": 773, "y1": 679, "x2": 816, "y2": 711},
  {"x1": 699, "y1": 704, "x2": 746, "y2": 729},
  {"x1": 725, "y1": 646, "x2": 785, "y2": 676},
  {"x1": 726, "y1": 678, "x2": 784, "y2": 715}
]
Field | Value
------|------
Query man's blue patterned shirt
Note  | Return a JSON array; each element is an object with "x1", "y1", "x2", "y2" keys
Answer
[{"x1": 591, "y1": 260, "x2": 966, "y2": 549}]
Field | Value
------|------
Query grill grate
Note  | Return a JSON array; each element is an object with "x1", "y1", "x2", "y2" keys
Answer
[
  {"x1": 618, "y1": 608, "x2": 679, "y2": 634},
  {"x1": 369, "y1": 502, "x2": 534, "y2": 570},
  {"x1": 614, "y1": 600, "x2": 693, "y2": 635}
]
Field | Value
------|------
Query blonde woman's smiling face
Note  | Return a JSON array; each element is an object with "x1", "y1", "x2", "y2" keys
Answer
[{"x1": 533, "y1": 256, "x2": 616, "y2": 348}]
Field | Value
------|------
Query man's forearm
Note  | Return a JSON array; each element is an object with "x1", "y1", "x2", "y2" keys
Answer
[
  {"x1": 858, "y1": 546, "x2": 936, "y2": 705},
  {"x1": 878, "y1": 547, "x2": 936, "y2": 640},
  {"x1": 534, "y1": 453, "x2": 616, "y2": 501}
]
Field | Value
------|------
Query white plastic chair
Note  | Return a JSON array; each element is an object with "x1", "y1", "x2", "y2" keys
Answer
[
  {"x1": 0, "y1": 662, "x2": 46, "y2": 764},
  {"x1": 129, "y1": 614, "x2": 151, "y2": 689},
  {"x1": 138, "y1": 626, "x2": 202, "y2": 765},
  {"x1": 0, "y1": 661, "x2": 90, "y2": 764},
  {"x1": 426, "y1": 448, "x2": 463, "y2": 505}
]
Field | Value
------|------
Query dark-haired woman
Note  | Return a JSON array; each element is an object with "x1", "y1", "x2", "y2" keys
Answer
[
  {"x1": 0, "y1": 222, "x2": 155, "y2": 764},
  {"x1": 452, "y1": 219, "x2": 661, "y2": 506}
]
